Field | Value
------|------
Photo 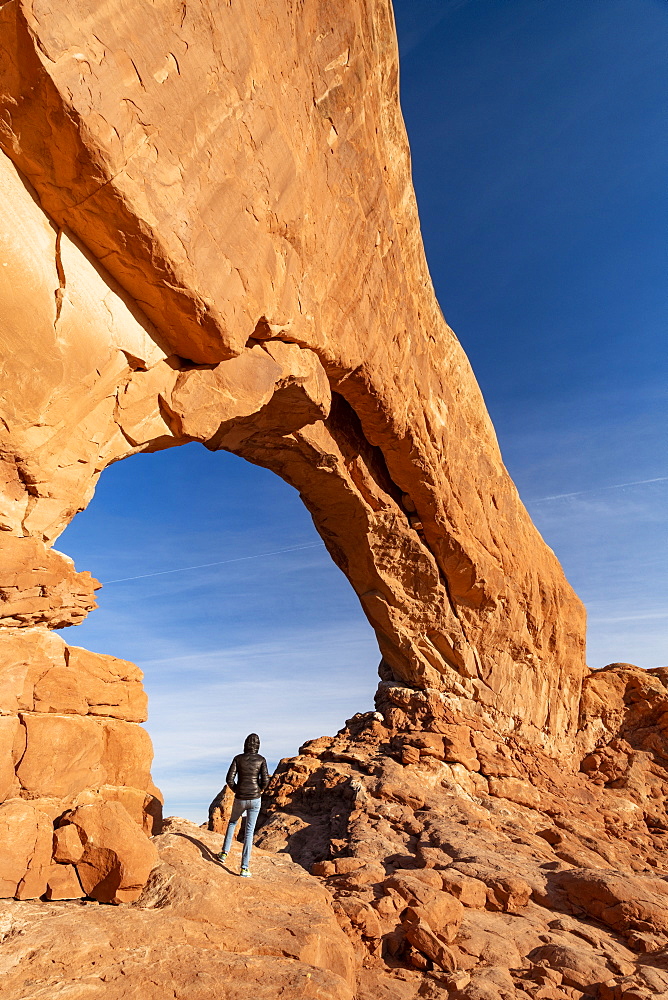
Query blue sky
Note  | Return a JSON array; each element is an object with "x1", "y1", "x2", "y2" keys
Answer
[{"x1": 57, "y1": 0, "x2": 667, "y2": 822}]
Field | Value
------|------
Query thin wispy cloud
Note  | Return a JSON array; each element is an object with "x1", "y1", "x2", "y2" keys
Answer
[
  {"x1": 527, "y1": 476, "x2": 668, "y2": 505},
  {"x1": 143, "y1": 624, "x2": 379, "y2": 821},
  {"x1": 527, "y1": 471, "x2": 667, "y2": 670}
]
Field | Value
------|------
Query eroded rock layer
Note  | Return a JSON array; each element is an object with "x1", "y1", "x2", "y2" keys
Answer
[{"x1": 0, "y1": 626, "x2": 161, "y2": 903}]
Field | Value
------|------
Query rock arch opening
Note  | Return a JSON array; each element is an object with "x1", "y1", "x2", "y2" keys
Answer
[
  {"x1": 55, "y1": 443, "x2": 380, "y2": 822},
  {"x1": 0, "y1": 138, "x2": 586, "y2": 751}
]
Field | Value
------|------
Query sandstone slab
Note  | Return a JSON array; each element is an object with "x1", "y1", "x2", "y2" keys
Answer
[
  {"x1": 53, "y1": 823, "x2": 84, "y2": 865},
  {"x1": 0, "y1": 537, "x2": 98, "y2": 629},
  {"x1": 44, "y1": 863, "x2": 84, "y2": 900},
  {"x1": 0, "y1": 626, "x2": 160, "y2": 879},
  {"x1": 17, "y1": 713, "x2": 106, "y2": 799},
  {"x1": 0, "y1": 819, "x2": 357, "y2": 999},
  {"x1": 0, "y1": 799, "x2": 52, "y2": 899}
]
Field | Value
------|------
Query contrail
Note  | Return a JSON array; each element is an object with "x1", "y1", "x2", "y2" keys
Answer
[
  {"x1": 590, "y1": 611, "x2": 668, "y2": 624},
  {"x1": 101, "y1": 542, "x2": 322, "y2": 585},
  {"x1": 527, "y1": 476, "x2": 668, "y2": 504}
]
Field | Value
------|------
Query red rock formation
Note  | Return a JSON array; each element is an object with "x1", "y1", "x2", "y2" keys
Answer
[
  {"x1": 0, "y1": 626, "x2": 161, "y2": 898},
  {"x1": 0, "y1": 820, "x2": 357, "y2": 1000},
  {"x1": 0, "y1": 1, "x2": 664, "y2": 998},
  {"x1": 0, "y1": 536, "x2": 99, "y2": 628},
  {"x1": 254, "y1": 670, "x2": 668, "y2": 997},
  {"x1": 62, "y1": 801, "x2": 159, "y2": 904}
]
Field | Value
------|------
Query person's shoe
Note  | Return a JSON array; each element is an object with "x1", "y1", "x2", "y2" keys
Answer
[
  {"x1": 217, "y1": 851, "x2": 228, "y2": 863},
  {"x1": 239, "y1": 867, "x2": 252, "y2": 878}
]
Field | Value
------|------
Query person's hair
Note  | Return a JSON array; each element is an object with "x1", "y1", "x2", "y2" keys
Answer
[{"x1": 244, "y1": 733, "x2": 260, "y2": 753}]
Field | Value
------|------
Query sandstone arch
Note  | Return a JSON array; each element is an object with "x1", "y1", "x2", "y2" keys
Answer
[
  {"x1": 0, "y1": 0, "x2": 585, "y2": 899},
  {"x1": 0, "y1": 142, "x2": 584, "y2": 740}
]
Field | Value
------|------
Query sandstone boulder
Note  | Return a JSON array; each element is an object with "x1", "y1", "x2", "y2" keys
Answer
[
  {"x1": 98, "y1": 717, "x2": 153, "y2": 788},
  {"x1": 93, "y1": 783, "x2": 163, "y2": 836},
  {"x1": 53, "y1": 823, "x2": 84, "y2": 864},
  {"x1": 59, "y1": 645, "x2": 148, "y2": 722},
  {"x1": 207, "y1": 783, "x2": 236, "y2": 834},
  {"x1": 16, "y1": 713, "x2": 105, "y2": 799},
  {"x1": 403, "y1": 915, "x2": 458, "y2": 972},
  {"x1": 0, "y1": 627, "x2": 160, "y2": 855},
  {"x1": 0, "y1": 821, "x2": 357, "y2": 1000},
  {"x1": 335, "y1": 895, "x2": 383, "y2": 941},
  {"x1": 485, "y1": 875, "x2": 533, "y2": 914},
  {"x1": 61, "y1": 801, "x2": 159, "y2": 903},
  {"x1": 529, "y1": 942, "x2": 615, "y2": 992},
  {"x1": 404, "y1": 892, "x2": 464, "y2": 944},
  {"x1": 440, "y1": 871, "x2": 488, "y2": 909},
  {"x1": 0, "y1": 629, "x2": 147, "y2": 722},
  {"x1": 556, "y1": 870, "x2": 668, "y2": 946}
]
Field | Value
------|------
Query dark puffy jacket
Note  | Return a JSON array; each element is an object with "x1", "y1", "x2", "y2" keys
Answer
[{"x1": 226, "y1": 752, "x2": 269, "y2": 800}]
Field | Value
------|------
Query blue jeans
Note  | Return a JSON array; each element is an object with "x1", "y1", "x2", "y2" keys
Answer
[{"x1": 222, "y1": 797, "x2": 261, "y2": 869}]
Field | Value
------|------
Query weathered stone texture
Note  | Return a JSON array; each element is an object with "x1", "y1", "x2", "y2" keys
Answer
[
  {"x1": 3, "y1": 791, "x2": 668, "y2": 999},
  {"x1": 254, "y1": 679, "x2": 668, "y2": 998},
  {"x1": 0, "y1": 627, "x2": 161, "y2": 899},
  {"x1": 63, "y1": 801, "x2": 159, "y2": 904},
  {"x1": 0, "y1": 535, "x2": 99, "y2": 628},
  {"x1": 0, "y1": 821, "x2": 357, "y2": 1000}
]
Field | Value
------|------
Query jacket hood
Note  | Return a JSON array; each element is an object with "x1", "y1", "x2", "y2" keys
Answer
[{"x1": 244, "y1": 733, "x2": 260, "y2": 753}]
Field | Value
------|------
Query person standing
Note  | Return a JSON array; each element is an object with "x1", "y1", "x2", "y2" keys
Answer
[{"x1": 217, "y1": 733, "x2": 269, "y2": 877}]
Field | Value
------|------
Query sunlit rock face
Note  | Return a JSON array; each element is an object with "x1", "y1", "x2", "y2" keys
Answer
[{"x1": 0, "y1": 0, "x2": 585, "y2": 746}]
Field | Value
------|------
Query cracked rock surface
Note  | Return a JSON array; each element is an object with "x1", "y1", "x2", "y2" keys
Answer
[{"x1": 255, "y1": 670, "x2": 668, "y2": 998}]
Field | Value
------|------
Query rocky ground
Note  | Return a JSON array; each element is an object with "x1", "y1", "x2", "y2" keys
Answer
[
  {"x1": 253, "y1": 663, "x2": 668, "y2": 1000},
  {"x1": 2, "y1": 661, "x2": 668, "y2": 999},
  {"x1": 0, "y1": 818, "x2": 356, "y2": 1000}
]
